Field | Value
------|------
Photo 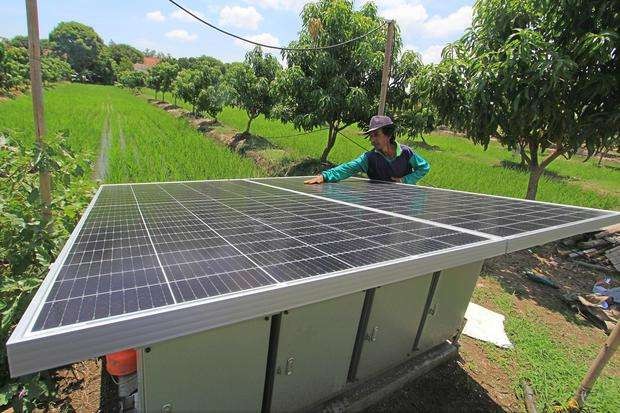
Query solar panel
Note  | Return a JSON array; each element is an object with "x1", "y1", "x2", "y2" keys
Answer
[
  {"x1": 252, "y1": 177, "x2": 617, "y2": 251},
  {"x1": 7, "y1": 177, "x2": 619, "y2": 377}
]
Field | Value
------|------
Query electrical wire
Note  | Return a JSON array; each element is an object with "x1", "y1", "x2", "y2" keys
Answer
[
  {"x1": 167, "y1": 0, "x2": 387, "y2": 52},
  {"x1": 337, "y1": 130, "x2": 369, "y2": 151},
  {"x1": 267, "y1": 127, "x2": 329, "y2": 139}
]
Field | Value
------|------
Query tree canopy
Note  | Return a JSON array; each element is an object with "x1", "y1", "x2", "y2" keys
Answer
[
  {"x1": 174, "y1": 65, "x2": 225, "y2": 119},
  {"x1": 389, "y1": 50, "x2": 436, "y2": 142},
  {"x1": 108, "y1": 42, "x2": 144, "y2": 65},
  {"x1": 49, "y1": 22, "x2": 105, "y2": 80},
  {"x1": 147, "y1": 61, "x2": 179, "y2": 100},
  {"x1": 274, "y1": 0, "x2": 395, "y2": 163},
  {"x1": 225, "y1": 47, "x2": 281, "y2": 134},
  {"x1": 420, "y1": 0, "x2": 619, "y2": 199}
]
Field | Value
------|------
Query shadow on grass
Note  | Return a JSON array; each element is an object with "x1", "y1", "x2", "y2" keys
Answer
[
  {"x1": 496, "y1": 160, "x2": 570, "y2": 181},
  {"x1": 403, "y1": 139, "x2": 442, "y2": 151},
  {"x1": 284, "y1": 157, "x2": 335, "y2": 176},
  {"x1": 230, "y1": 132, "x2": 278, "y2": 154},
  {"x1": 366, "y1": 359, "x2": 505, "y2": 412}
]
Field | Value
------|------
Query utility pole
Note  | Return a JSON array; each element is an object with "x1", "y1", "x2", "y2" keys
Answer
[
  {"x1": 570, "y1": 321, "x2": 619, "y2": 409},
  {"x1": 378, "y1": 20, "x2": 395, "y2": 116},
  {"x1": 25, "y1": 0, "x2": 52, "y2": 222}
]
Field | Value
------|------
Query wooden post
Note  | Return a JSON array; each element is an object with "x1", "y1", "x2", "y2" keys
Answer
[
  {"x1": 25, "y1": 0, "x2": 52, "y2": 222},
  {"x1": 570, "y1": 321, "x2": 619, "y2": 409},
  {"x1": 378, "y1": 20, "x2": 395, "y2": 116}
]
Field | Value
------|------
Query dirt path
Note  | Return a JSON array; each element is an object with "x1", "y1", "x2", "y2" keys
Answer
[
  {"x1": 93, "y1": 104, "x2": 111, "y2": 181},
  {"x1": 117, "y1": 114, "x2": 126, "y2": 152}
]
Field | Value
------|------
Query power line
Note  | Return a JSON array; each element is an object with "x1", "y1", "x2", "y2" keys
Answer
[
  {"x1": 167, "y1": 0, "x2": 387, "y2": 52},
  {"x1": 337, "y1": 130, "x2": 369, "y2": 151},
  {"x1": 268, "y1": 127, "x2": 329, "y2": 140}
]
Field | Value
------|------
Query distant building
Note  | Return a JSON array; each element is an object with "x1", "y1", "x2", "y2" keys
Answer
[{"x1": 133, "y1": 56, "x2": 160, "y2": 72}]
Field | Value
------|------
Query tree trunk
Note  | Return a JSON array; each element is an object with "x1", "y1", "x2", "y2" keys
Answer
[
  {"x1": 245, "y1": 113, "x2": 255, "y2": 134},
  {"x1": 524, "y1": 140, "x2": 564, "y2": 200},
  {"x1": 519, "y1": 143, "x2": 528, "y2": 168},
  {"x1": 598, "y1": 150, "x2": 606, "y2": 167},
  {"x1": 525, "y1": 140, "x2": 541, "y2": 200},
  {"x1": 525, "y1": 166, "x2": 544, "y2": 200},
  {"x1": 162, "y1": 91, "x2": 165, "y2": 101},
  {"x1": 320, "y1": 122, "x2": 337, "y2": 163}
]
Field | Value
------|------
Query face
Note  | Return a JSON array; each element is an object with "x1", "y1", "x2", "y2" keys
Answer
[{"x1": 369, "y1": 129, "x2": 390, "y2": 151}]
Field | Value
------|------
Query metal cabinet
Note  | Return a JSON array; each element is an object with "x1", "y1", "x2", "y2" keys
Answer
[
  {"x1": 354, "y1": 273, "x2": 433, "y2": 381},
  {"x1": 139, "y1": 316, "x2": 270, "y2": 413},
  {"x1": 270, "y1": 292, "x2": 365, "y2": 412},
  {"x1": 415, "y1": 261, "x2": 483, "y2": 353}
]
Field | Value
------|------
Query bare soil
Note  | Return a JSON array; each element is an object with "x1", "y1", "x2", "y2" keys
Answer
[{"x1": 93, "y1": 106, "x2": 111, "y2": 182}]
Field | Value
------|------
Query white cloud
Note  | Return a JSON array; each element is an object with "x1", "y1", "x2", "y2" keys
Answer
[
  {"x1": 165, "y1": 29, "x2": 198, "y2": 43},
  {"x1": 420, "y1": 44, "x2": 444, "y2": 64},
  {"x1": 381, "y1": 2, "x2": 428, "y2": 30},
  {"x1": 146, "y1": 10, "x2": 165, "y2": 22},
  {"x1": 170, "y1": 8, "x2": 205, "y2": 22},
  {"x1": 220, "y1": 6, "x2": 263, "y2": 30},
  {"x1": 234, "y1": 32, "x2": 280, "y2": 50},
  {"x1": 423, "y1": 6, "x2": 472, "y2": 38}
]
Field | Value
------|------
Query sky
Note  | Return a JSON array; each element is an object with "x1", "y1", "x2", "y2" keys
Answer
[{"x1": 0, "y1": 0, "x2": 474, "y2": 64}]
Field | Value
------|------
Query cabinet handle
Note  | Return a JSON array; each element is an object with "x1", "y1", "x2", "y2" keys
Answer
[
  {"x1": 429, "y1": 304, "x2": 437, "y2": 316},
  {"x1": 285, "y1": 357, "x2": 295, "y2": 376},
  {"x1": 366, "y1": 326, "x2": 379, "y2": 342}
]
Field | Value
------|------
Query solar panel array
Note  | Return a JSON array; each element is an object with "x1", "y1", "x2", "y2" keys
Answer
[
  {"x1": 33, "y1": 180, "x2": 491, "y2": 331},
  {"x1": 257, "y1": 178, "x2": 609, "y2": 237}
]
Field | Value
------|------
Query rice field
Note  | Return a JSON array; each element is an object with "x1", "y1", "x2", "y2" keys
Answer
[{"x1": 0, "y1": 83, "x2": 262, "y2": 183}]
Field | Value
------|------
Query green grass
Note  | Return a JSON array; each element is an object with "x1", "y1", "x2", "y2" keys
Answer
[
  {"x1": 0, "y1": 84, "x2": 263, "y2": 183},
  {"x1": 473, "y1": 277, "x2": 619, "y2": 412},
  {"x1": 0, "y1": 83, "x2": 107, "y2": 154}
]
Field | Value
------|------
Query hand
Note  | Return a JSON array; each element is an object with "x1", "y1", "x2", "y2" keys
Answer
[
  {"x1": 391, "y1": 177, "x2": 403, "y2": 183},
  {"x1": 304, "y1": 175, "x2": 325, "y2": 185}
]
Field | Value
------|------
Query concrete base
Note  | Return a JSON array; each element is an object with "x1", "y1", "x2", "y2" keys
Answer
[{"x1": 313, "y1": 342, "x2": 459, "y2": 413}]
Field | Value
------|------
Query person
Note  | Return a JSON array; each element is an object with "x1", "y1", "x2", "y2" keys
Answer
[{"x1": 304, "y1": 115, "x2": 430, "y2": 185}]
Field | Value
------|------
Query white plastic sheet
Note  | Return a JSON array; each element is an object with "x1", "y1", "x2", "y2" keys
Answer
[{"x1": 463, "y1": 302, "x2": 513, "y2": 349}]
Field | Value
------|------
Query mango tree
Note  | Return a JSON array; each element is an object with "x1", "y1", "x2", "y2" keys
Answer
[
  {"x1": 225, "y1": 47, "x2": 281, "y2": 134},
  {"x1": 147, "y1": 61, "x2": 178, "y2": 100},
  {"x1": 274, "y1": 0, "x2": 397, "y2": 163},
  {"x1": 389, "y1": 50, "x2": 436, "y2": 143},
  {"x1": 174, "y1": 64, "x2": 224, "y2": 119},
  {"x1": 420, "y1": 0, "x2": 619, "y2": 199}
]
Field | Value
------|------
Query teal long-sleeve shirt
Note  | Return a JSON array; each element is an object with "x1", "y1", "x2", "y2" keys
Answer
[{"x1": 322, "y1": 142, "x2": 430, "y2": 184}]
